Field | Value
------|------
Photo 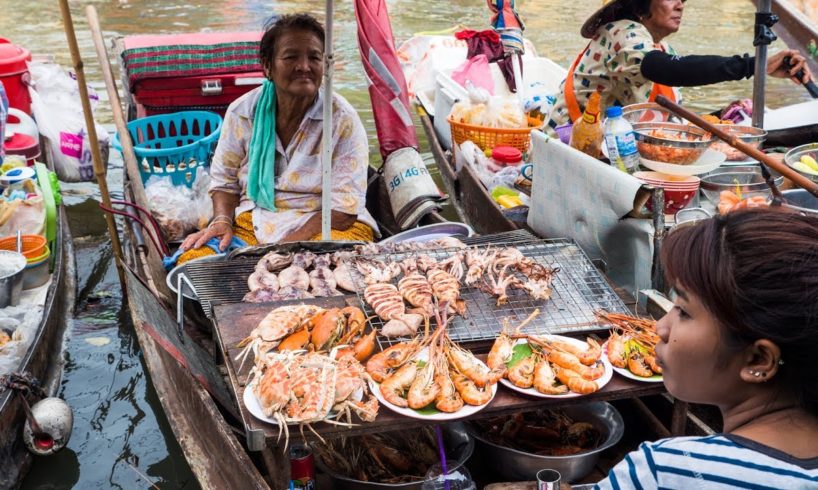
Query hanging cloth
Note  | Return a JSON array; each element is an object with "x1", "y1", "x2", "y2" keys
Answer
[
  {"x1": 247, "y1": 79, "x2": 277, "y2": 211},
  {"x1": 564, "y1": 42, "x2": 677, "y2": 123}
]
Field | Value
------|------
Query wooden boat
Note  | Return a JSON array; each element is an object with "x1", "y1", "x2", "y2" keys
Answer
[{"x1": 0, "y1": 162, "x2": 76, "y2": 488}]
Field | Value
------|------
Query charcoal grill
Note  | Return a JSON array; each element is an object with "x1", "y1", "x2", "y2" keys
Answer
[{"x1": 184, "y1": 235, "x2": 629, "y2": 347}]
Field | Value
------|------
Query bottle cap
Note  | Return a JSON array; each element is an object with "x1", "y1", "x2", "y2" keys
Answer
[
  {"x1": 606, "y1": 106, "x2": 623, "y2": 118},
  {"x1": 491, "y1": 146, "x2": 523, "y2": 165}
]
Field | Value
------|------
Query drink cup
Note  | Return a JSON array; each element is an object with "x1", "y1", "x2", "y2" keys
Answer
[{"x1": 536, "y1": 469, "x2": 561, "y2": 490}]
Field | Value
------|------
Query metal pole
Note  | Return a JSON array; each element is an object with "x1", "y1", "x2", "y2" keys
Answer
[
  {"x1": 752, "y1": 0, "x2": 778, "y2": 128},
  {"x1": 320, "y1": 0, "x2": 335, "y2": 240},
  {"x1": 58, "y1": 0, "x2": 127, "y2": 291}
]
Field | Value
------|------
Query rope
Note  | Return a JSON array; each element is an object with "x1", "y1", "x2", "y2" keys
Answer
[{"x1": 0, "y1": 371, "x2": 46, "y2": 399}]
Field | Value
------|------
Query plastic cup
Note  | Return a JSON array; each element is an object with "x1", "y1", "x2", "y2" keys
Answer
[{"x1": 536, "y1": 469, "x2": 562, "y2": 490}]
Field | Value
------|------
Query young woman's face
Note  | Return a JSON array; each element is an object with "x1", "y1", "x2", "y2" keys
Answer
[
  {"x1": 268, "y1": 29, "x2": 324, "y2": 100},
  {"x1": 644, "y1": 0, "x2": 685, "y2": 40},
  {"x1": 655, "y1": 285, "x2": 747, "y2": 406}
]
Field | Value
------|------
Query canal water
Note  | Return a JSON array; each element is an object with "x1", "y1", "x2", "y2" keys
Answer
[{"x1": 2, "y1": 0, "x2": 810, "y2": 488}]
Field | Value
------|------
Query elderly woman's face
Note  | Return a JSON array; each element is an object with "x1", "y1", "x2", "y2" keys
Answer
[
  {"x1": 644, "y1": 0, "x2": 685, "y2": 40},
  {"x1": 269, "y1": 29, "x2": 324, "y2": 100}
]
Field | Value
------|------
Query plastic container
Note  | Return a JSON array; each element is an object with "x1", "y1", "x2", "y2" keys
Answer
[
  {"x1": 112, "y1": 111, "x2": 222, "y2": 188},
  {"x1": 491, "y1": 146, "x2": 523, "y2": 167},
  {"x1": 0, "y1": 233, "x2": 46, "y2": 260},
  {"x1": 0, "y1": 250, "x2": 26, "y2": 307},
  {"x1": 448, "y1": 116, "x2": 540, "y2": 153},
  {"x1": 570, "y1": 91, "x2": 604, "y2": 158},
  {"x1": 0, "y1": 38, "x2": 32, "y2": 115},
  {"x1": 22, "y1": 245, "x2": 50, "y2": 290},
  {"x1": 603, "y1": 106, "x2": 640, "y2": 174}
]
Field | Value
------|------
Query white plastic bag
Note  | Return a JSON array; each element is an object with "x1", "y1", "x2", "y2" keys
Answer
[
  {"x1": 455, "y1": 141, "x2": 495, "y2": 187},
  {"x1": 487, "y1": 166, "x2": 521, "y2": 193},
  {"x1": 145, "y1": 169, "x2": 213, "y2": 242},
  {"x1": 28, "y1": 61, "x2": 109, "y2": 183}
]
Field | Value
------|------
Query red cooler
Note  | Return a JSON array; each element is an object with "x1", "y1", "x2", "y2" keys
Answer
[
  {"x1": 122, "y1": 32, "x2": 265, "y2": 118},
  {"x1": 0, "y1": 38, "x2": 32, "y2": 115}
]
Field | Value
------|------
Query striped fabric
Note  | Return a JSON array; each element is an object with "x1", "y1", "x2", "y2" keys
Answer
[
  {"x1": 122, "y1": 42, "x2": 261, "y2": 86},
  {"x1": 594, "y1": 435, "x2": 818, "y2": 490}
]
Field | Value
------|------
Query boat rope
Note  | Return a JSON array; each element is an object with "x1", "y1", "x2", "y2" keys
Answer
[{"x1": 0, "y1": 372, "x2": 47, "y2": 434}]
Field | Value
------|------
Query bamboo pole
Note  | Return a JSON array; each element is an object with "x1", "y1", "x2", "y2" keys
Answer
[
  {"x1": 321, "y1": 0, "x2": 335, "y2": 240},
  {"x1": 655, "y1": 95, "x2": 818, "y2": 197},
  {"x1": 57, "y1": 0, "x2": 127, "y2": 290}
]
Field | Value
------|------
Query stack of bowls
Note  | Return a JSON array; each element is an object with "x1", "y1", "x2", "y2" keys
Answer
[
  {"x1": 632, "y1": 122, "x2": 713, "y2": 165},
  {"x1": 23, "y1": 245, "x2": 50, "y2": 289},
  {"x1": 709, "y1": 125, "x2": 767, "y2": 161},
  {"x1": 621, "y1": 102, "x2": 685, "y2": 125},
  {"x1": 634, "y1": 171, "x2": 701, "y2": 214}
]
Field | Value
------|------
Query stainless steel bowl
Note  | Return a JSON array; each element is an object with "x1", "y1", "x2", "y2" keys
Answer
[
  {"x1": 709, "y1": 125, "x2": 767, "y2": 162},
  {"x1": 468, "y1": 402, "x2": 624, "y2": 483},
  {"x1": 0, "y1": 250, "x2": 27, "y2": 307},
  {"x1": 782, "y1": 189, "x2": 818, "y2": 216},
  {"x1": 632, "y1": 122, "x2": 713, "y2": 165},
  {"x1": 700, "y1": 165, "x2": 784, "y2": 205},
  {"x1": 315, "y1": 423, "x2": 474, "y2": 490},
  {"x1": 784, "y1": 142, "x2": 818, "y2": 185}
]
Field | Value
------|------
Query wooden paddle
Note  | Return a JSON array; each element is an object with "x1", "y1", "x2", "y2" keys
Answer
[{"x1": 655, "y1": 95, "x2": 818, "y2": 198}]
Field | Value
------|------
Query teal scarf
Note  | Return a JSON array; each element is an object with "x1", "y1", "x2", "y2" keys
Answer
[{"x1": 247, "y1": 79, "x2": 277, "y2": 211}]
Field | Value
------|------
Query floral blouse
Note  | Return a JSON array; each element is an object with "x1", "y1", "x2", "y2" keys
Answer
[
  {"x1": 209, "y1": 86, "x2": 378, "y2": 242},
  {"x1": 546, "y1": 19, "x2": 682, "y2": 133}
]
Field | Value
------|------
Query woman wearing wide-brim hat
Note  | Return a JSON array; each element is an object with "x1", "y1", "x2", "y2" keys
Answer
[{"x1": 545, "y1": 0, "x2": 813, "y2": 136}]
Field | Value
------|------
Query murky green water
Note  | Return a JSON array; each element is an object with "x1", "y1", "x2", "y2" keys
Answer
[{"x1": 2, "y1": 0, "x2": 810, "y2": 487}]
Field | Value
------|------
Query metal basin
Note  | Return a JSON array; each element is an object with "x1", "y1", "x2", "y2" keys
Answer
[
  {"x1": 467, "y1": 402, "x2": 624, "y2": 483},
  {"x1": 315, "y1": 422, "x2": 474, "y2": 490},
  {"x1": 782, "y1": 189, "x2": 818, "y2": 216},
  {"x1": 0, "y1": 250, "x2": 27, "y2": 308},
  {"x1": 700, "y1": 165, "x2": 784, "y2": 205}
]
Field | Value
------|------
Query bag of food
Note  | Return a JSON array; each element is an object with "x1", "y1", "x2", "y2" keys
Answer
[{"x1": 145, "y1": 169, "x2": 212, "y2": 242}]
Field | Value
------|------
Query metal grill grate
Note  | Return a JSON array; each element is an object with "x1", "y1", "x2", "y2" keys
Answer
[
  {"x1": 184, "y1": 257, "x2": 261, "y2": 317},
  {"x1": 352, "y1": 238, "x2": 628, "y2": 349}
]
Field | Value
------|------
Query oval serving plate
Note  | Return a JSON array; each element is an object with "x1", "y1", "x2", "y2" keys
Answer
[{"x1": 499, "y1": 335, "x2": 613, "y2": 399}]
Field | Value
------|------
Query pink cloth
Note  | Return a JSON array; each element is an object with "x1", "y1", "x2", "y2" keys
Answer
[
  {"x1": 454, "y1": 29, "x2": 519, "y2": 92},
  {"x1": 451, "y1": 55, "x2": 494, "y2": 94}
]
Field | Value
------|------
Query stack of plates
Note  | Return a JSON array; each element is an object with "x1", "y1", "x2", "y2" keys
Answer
[{"x1": 640, "y1": 148, "x2": 726, "y2": 176}]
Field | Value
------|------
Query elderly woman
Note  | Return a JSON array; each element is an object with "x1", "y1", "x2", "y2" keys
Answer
[
  {"x1": 595, "y1": 209, "x2": 818, "y2": 489},
  {"x1": 179, "y1": 13, "x2": 377, "y2": 263},
  {"x1": 547, "y1": 0, "x2": 813, "y2": 133}
]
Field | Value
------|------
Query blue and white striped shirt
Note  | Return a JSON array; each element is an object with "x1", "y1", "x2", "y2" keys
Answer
[{"x1": 594, "y1": 434, "x2": 818, "y2": 489}]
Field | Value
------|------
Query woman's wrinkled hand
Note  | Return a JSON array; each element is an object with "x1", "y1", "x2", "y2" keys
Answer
[
  {"x1": 767, "y1": 49, "x2": 813, "y2": 84},
  {"x1": 180, "y1": 221, "x2": 234, "y2": 252}
]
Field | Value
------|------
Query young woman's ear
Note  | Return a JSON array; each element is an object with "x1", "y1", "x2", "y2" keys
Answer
[{"x1": 739, "y1": 339, "x2": 782, "y2": 384}]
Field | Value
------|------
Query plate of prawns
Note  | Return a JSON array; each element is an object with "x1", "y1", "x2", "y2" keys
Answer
[
  {"x1": 490, "y1": 313, "x2": 614, "y2": 398},
  {"x1": 597, "y1": 311, "x2": 663, "y2": 383},
  {"x1": 365, "y1": 308, "x2": 498, "y2": 421}
]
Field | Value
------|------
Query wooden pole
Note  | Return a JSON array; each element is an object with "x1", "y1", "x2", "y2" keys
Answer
[
  {"x1": 57, "y1": 0, "x2": 127, "y2": 290},
  {"x1": 85, "y1": 6, "x2": 157, "y2": 247},
  {"x1": 320, "y1": 0, "x2": 335, "y2": 240},
  {"x1": 655, "y1": 95, "x2": 818, "y2": 197}
]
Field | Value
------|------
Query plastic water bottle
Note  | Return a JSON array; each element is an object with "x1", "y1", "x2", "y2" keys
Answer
[{"x1": 603, "y1": 106, "x2": 640, "y2": 174}]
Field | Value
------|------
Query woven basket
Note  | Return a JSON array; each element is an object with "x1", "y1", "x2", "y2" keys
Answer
[{"x1": 448, "y1": 116, "x2": 542, "y2": 153}]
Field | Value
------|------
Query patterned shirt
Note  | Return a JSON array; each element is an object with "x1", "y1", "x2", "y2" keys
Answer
[
  {"x1": 209, "y1": 86, "x2": 378, "y2": 242},
  {"x1": 594, "y1": 435, "x2": 818, "y2": 490},
  {"x1": 546, "y1": 20, "x2": 682, "y2": 133}
]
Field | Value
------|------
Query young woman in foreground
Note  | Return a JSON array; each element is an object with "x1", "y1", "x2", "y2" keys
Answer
[{"x1": 596, "y1": 209, "x2": 818, "y2": 489}]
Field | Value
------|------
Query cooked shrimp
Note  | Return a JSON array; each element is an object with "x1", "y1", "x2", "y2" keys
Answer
[
  {"x1": 365, "y1": 351, "x2": 391, "y2": 383},
  {"x1": 446, "y1": 342, "x2": 491, "y2": 388},
  {"x1": 606, "y1": 331, "x2": 628, "y2": 369},
  {"x1": 379, "y1": 361, "x2": 418, "y2": 408},
  {"x1": 546, "y1": 350, "x2": 606, "y2": 381},
  {"x1": 533, "y1": 356, "x2": 569, "y2": 395},
  {"x1": 407, "y1": 354, "x2": 439, "y2": 410},
  {"x1": 645, "y1": 355, "x2": 663, "y2": 375},
  {"x1": 553, "y1": 366, "x2": 600, "y2": 395},
  {"x1": 434, "y1": 357, "x2": 464, "y2": 413},
  {"x1": 538, "y1": 337, "x2": 602, "y2": 366},
  {"x1": 627, "y1": 351, "x2": 655, "y2": 378},
  {"x1": 384, "y1": 338, "x2": 423, "y2": 368},
  {"x1": 451, "y1": 371, "x2": 493, "y2": 406},
  {"x1": 507, "y1": 354, "x2": 536, "y2": 389}
]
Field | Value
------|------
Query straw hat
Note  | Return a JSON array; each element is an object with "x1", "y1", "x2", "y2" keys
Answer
[{"x1": 581, "y1": 0, "x2": 634, "y2": 39}]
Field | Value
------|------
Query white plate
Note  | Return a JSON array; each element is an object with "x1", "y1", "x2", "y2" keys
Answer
[
  {"x1": 640, "y1": 149, "x2": 726, "y2": 176},
  {"x1": 243, "y1": 379, "x2": 362, "y2": 425},
  {"x1": 498, "y1": 336, "x2": 613, "y2": 399},
  {"x1": 602, "y1": 340, "x2": 664, "y2": 383},
  {"x1": 368, "y1": 347, "x2": 496, "y2": 421}
]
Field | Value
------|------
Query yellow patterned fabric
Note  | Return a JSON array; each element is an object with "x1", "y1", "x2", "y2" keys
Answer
[
  {"x1": 176, "y1": 215, "x2": 373, "y2": 265},
  {"x1": 308, "y1": 222, "x2": 374, "y2": 242},
  {"x1": 176, "y1": 212, "x2": 257, "y2": 265}
]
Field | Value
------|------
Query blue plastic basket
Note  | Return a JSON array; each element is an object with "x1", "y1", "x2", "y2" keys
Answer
[{"x1": 113, "y1": 111, "x2": 223, "y2": 188}]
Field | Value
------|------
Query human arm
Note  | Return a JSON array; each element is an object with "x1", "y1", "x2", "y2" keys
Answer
[
  {"x1": 641, "y1": 48, "x2": 812, "y2": 87},
  {"x1": 593, "y1": 442, "x2": 658, "y2": 490}
]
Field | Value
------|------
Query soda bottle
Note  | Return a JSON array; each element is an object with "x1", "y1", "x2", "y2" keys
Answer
[
  {"x1": 603, "y1": 106, "x2": 640, "y2": 174},
  {"x1": 569, "y1": 91, "x2": 604, "y2": 158}
]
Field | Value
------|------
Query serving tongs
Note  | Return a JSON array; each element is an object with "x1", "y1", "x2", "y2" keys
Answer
[{"x1": 655, "y1": 95, "x2": 818, "y2": 205}]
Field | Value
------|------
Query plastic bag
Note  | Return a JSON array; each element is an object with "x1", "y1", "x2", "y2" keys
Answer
[
  {"x1": 28, "y1": 61, "x2": 109, "y2": 183},
  {"x1": 0, "y1": 179, "x2": 45, "y2": 236},
  {"x1": 449, "y1": 86, "x2": 525, "y2": 129},
  {"x1": 451, "y1": 55, "x2": 494, "y2": 95},
  {"x1": 455, "y1": 141, "x2": 494, "y2": 187},
  {"x1": 145, "y1": 169, "x2": 212, "y2": 242},
  {"x1": 487, "y1": 165, "x2": 521, "y2": 193}
]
